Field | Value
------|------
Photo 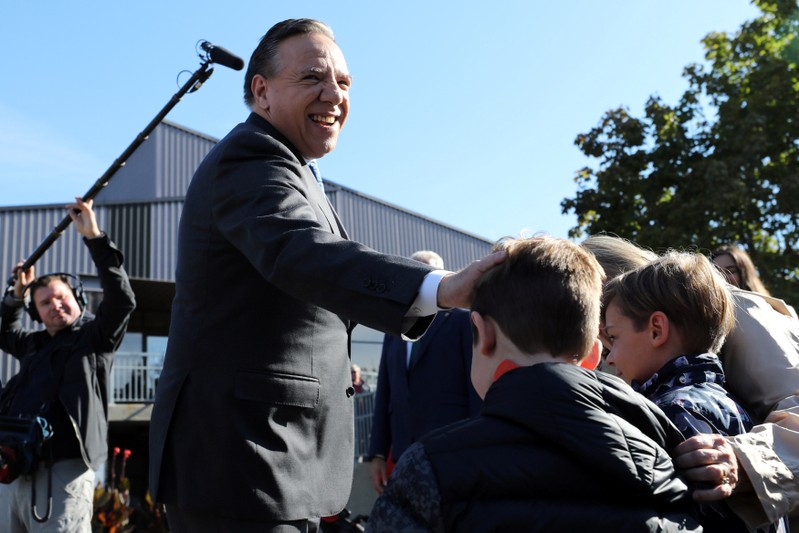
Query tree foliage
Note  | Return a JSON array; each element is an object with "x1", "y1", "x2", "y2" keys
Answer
[{"x1": 562, "y1": 0, "x2": 799, "y2": 303}]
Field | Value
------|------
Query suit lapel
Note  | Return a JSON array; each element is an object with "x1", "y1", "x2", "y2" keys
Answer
[
  {"x1": 248, "y1": 115, "x2": 347, "y2": 240},
  {"x1": 301, "y1": 167, "x2": 345, "y2": 238},
  {"x1": 407, "y1": 311, "x2": 451, "y2": 373}
]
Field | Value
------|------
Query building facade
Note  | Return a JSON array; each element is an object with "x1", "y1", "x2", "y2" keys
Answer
[{"x1": 0, "y1": 120, "x2": 492, "y2": 495}]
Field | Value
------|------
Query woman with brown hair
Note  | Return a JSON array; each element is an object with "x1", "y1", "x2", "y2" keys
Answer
[{"x1": 711, "y1": 244, "x2": 770, "y2": 296}]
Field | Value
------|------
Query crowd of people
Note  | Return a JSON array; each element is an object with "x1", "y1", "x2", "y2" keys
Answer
[{"x1": 0, "y1": 15, "x2": 796, "y2": 533}]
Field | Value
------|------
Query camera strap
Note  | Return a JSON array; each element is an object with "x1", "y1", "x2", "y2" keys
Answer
[{"x1": 29, "y1": 342, "x2": 72, "y2": 523}]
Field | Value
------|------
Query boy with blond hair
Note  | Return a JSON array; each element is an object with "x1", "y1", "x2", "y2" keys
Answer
[
  {"x1": 600, "y1": 251, "x2": 786, "y2": 532},
  {"x1": 601, "y1": 251, "x2": 752, "y2": 439},
  {"x1": 367, "y1": 237, "x2": 700, "y2": 532}
]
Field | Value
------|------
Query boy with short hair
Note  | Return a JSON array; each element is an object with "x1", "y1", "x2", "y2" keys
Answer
[
  {"x1": 600, "y1": 251, "x2": 784, "y2": 533},
  {"x1": 366, "y1": 237, "x2": 700, "y2": 533},
  {"x1": 600, "y1": 251, "x2": 752, "y2": 440}
]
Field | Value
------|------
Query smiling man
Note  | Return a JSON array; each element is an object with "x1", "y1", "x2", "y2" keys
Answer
[
  {"x1": 0, "y1": 198, "x2": 136, "y2": 533},
  {"x1": 148, "y1": 18, "x2": 504, "y2": 532}
]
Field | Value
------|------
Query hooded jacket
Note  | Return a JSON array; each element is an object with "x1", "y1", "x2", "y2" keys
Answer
[{"x1": 368, "y1": 362, "x2": 701, "y2": 533}]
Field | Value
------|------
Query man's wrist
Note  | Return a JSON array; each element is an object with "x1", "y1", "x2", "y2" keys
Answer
[
  {"x1": 407, "y1": 270, "x2": 450, "y2": 317},
  {"x1": 3, "y1": 285, "x2": 23, "y2": 306}
]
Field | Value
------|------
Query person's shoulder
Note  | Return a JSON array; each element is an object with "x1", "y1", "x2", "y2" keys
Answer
[
  {"x1": 369, "y1": 441, "x2": 443, "y2": 532},
  {"x1": 439, "y1": 307, "x2": 471, "y2": 327},
  {"x1": 386, "y1": 441, "x2": 441, "y2": 502},
  {"x1": 731, "y1": 287, "x2": 797, "y2": 320},
  {"x1": 240, "y1": 113, "x2": 305, "y2": 160},
  {"x1": 492, "y1": 363, "x2": 601, "y2": 406}
]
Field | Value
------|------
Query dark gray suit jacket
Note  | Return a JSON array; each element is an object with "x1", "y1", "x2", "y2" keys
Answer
[{"x1": 149, "y1": 113, "x2": 434, "y2": 521}]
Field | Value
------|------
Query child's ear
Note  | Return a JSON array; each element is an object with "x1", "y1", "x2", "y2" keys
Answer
[
  {"x1": 648, "y1": 311, "x2": 670, "y2": 348},
  {"x1": 471, "y1": 311, "x2": 496, "y2": 356},
  {"x1": 579, "y1": 338, "x2": 602, "y2": 370}
]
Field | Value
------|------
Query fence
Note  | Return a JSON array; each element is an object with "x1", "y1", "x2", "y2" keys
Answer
[
  {"x1": 111, "y1": 352, "x2": 164, "y2": 403},
  {"x1": 353, "y1": 390, "x2": 375, "y2": 460},
  {"x1": 109, "y1": 353, "x2": 376, "y2": 460}
]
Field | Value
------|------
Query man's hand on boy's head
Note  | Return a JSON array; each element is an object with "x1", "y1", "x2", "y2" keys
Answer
[
  {"x1": 672, "y1": 434, "x2": 742, "y2": 501},
  {"x1": 437, "y1": 250, "x2": 506, "y2": 309}
]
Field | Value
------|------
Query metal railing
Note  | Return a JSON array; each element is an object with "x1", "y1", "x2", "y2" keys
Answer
[
  {"x1": 111, "y1": 352, "x2": 164, "y2": 403},
  {"x1": 353, "y1": 390, "x2": 375, "y2": 460},
  {"x1": 109, "y1": 353, "x2": 377, "y2": 460}
]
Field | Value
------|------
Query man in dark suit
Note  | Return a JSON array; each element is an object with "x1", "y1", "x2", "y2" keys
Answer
[
  {"x1": 368, "y1": 251, "x2": 482, "y2": 494},
  {"x1": 148, "y1": 19, "x2": 503, "y2": 532}
]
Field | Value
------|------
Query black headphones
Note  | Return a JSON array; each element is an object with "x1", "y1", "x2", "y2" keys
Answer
[{"x1": 22, "y1": 273, "x2": 87, "y2": 323}]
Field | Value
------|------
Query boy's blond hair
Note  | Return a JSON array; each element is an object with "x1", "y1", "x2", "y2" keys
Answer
[
  {"x1": 472, "y1": 236, "x2": 605, "y2": 360},
  {"x1": 601, "y1": 251, "x2": 734, "y2": 354}
]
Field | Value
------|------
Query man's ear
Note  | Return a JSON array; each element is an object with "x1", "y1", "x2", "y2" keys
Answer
[
  {"x1": 648, "y1": 311, "x2": 670, "y2": 348},
  {"x1": 251, "y1": 74, "x2": 269, "y2": 111},
  {"x1": 579, "y1": 338, "x2": 602, "y2": 370},
  {"x1": 471, "y1": 311, "x2": 496, "y2": 356}
]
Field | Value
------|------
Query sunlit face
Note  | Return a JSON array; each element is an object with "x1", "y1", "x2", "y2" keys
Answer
[
  {"x1": 712, "y1": 253, "x2": 741, "y2": 288},
  {"x1": 600, "y1": 300, "x2": 662, "y2": 385},
  {"x1": 32, "y1": 280, "x2": 81, "y2": 335},
  {"x1": 255, "y1": 32, "x2": 351, "y2": 160}
]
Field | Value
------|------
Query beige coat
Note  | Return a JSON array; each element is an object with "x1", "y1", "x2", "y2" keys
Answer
[{"x1": 721, "y1": 288, "x2": 799, "y2": 529}]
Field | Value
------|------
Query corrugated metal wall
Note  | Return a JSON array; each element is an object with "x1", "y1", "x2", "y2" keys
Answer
[
  {"x1": 98, "y1": 120, "x2": 217, "y2": 203},
  {"x1": 0, "y1": 204, "x2": 108, "y2": 278},
  {"x1": 148, "y1": 200, "x2": 183, "y2": 280},
  {"x1": 326, "y1": 183, "x2": 492, "y2": 270},
  {"x1": 155, "y1": 122, "x2": 216, "y2": 199}
]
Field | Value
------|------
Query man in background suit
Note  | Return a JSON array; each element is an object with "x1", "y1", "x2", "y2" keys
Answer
[
  {"x1": 148, "y1": 19, "x2": 503, "y2": 532},
  {"x1": 368, "y1": 250, "x2": 482, "y2": 495}
]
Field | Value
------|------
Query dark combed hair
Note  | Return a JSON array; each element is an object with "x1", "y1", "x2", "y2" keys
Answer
[
  {"x1": 26, "y1": 274, "x2": 75, "y2": 301},
  {"x1": 471, "y1": 236, "x2": 605, "y2": 360},
  {"x1": 243, "y1": 18, "x2": 335, "y2": 107}
]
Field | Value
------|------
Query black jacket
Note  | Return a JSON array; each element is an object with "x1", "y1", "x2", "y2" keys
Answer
[
  {"x1": 368, "y1": 363, "x2": 701, "y2": 533},
  {"x1": 0, "y1": 234, "x2": 135, "y2": 470}
]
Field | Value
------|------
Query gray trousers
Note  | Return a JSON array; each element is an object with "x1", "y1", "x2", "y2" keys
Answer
[{"x1": 0, "y1": 459, "x2": 94, "y2": 533}]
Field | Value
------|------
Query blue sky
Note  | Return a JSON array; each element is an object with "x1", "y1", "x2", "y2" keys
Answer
[{"x1": 1, "y1": 1, "x2": 761, "y2": 243}]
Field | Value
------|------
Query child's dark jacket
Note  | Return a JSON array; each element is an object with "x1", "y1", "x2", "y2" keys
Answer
[{"x1": 367, "y1": 362, "x2": 701, "y2": 533}]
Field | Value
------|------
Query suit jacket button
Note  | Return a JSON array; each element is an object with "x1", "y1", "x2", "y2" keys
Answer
[{"x1": 346, "y1": 386, "x2": 355, "y2": 398}]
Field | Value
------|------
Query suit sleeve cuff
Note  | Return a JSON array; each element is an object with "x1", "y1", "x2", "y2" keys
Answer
[{"x1": 405, "y1": 270, "x2": 449, "y2": 317}]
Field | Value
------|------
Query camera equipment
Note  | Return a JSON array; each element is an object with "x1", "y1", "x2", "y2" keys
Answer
[
  {"x1": 0, "y1": 415, "x2": 54, "y2": 522},
  {"x1": 0, "y1": 415, "x2": 53, "y2": 484}
]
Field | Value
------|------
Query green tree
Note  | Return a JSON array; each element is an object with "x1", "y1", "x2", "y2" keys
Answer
[{"x1": 562, "y1": 0, "x2": 799, "y2": 303}]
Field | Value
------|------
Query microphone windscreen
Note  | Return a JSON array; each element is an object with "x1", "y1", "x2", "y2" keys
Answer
[{"x1": 201, "y1": 42, "x2": 245, "y2": 71}]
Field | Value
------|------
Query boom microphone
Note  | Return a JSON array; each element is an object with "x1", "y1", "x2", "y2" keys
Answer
[{"x1": 200, "y1": 41, "x2": 244, "y2": 71}]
